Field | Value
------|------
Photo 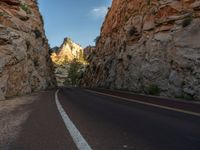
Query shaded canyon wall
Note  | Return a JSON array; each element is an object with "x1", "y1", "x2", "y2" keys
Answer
[
  {"x1": 83, "y1": 0, "x2": 200, "y2": 100},
  {"x1": 0, "y1": 0, "x2": 55, "y2": 100}
]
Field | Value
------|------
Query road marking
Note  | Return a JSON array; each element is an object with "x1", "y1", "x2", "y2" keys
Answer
[
  {"x1": 85, "y1": 90, "x2": 200, "y2": 117},
  {"x1": 55, "y1": 90, "x2": 92, "y2": 150}
]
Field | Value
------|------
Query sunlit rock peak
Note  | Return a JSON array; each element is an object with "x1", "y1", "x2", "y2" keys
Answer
[{"x1": 51, "y1": 38, "x2": 84, "y2": 65}]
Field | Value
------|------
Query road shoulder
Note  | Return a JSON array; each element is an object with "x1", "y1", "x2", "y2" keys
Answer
[{"x1": 0, "y1": 90, "x2": 77, "y2": 150}]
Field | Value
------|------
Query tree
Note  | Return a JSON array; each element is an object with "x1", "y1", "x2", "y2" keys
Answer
[
  {"x1": 94, "y1": 36, "x2": 100, "y2": 45},
  {"x1": 66, "y1": 59, "x2": 82, "y2": 86}
]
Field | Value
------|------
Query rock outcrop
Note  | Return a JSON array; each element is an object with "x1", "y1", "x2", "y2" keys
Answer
[
  {"x1": 0, "y1": 0, "x2": 55, "y2": 100},
  {"x1": 51, "y1": 38, "x2": 83, "y2": 65},
  {"x1": 83, "y1": 46, "x2": 95, "y2": 61},
  {"x1": 83, "y1": 0, "x2": 200, "y2": 100},
  {"x1": 51, "y1": 38, "x2": 85, "y2": 86}
]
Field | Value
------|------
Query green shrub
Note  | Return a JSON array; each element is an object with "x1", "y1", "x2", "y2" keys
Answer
[
  {"x1": 124, "y1": 16, "x2": 129, "y2": 22},
  {"x1": 183, "y1": 94, "x2": 194, "y2": 101},
  {"x1": 0, "y1": 12, "x2": 5, "y2": 16},
  {"x1": 118, "y1": 58, "x2": 123, "y2": 61},
  {"x1": 147, "y1": 0, "x2": 151, "y2": 5},
  {"x1": 20, "y1": 3, "x2": 32, "y2": 14},
  {"x1": 26, "y1": 40, "x2": 31, "y2": 49},
  {"x1": 151, "y1": 9, "x2": 157, "y2": 15},
  {"x1": 40, "y1": 15, "x2": 44, "y2": 25},
  {"x1": 147, "y1": 84, "x2": 160, "y2": 95},
  {"x1": 127, "y1": 55, "x2": 132, "y2": 60},
  {"x1": 182, "y1": 16, "x2": 192, "y2": 27},
  {"x1": 175, "y1": 94, "x2": 194, "y2": 101},
  {"x1": 65, "y1": 59, "x2": 83, "y2": 85},
  {"x1": 33, "y1": 28, "x2": 42, "y2": 39},
  {"x1": 128, "y1": 26, "x2": 137, "y2": 36},
  {"x1": 0, "y1": 12, "x2": 8, "y2": 17},
  {"x1": 94, "y1": 36, "x2": 100, "y2": 45},
  {"x1": 33, "y1": 59, "x2": 39, "y2": 67}
]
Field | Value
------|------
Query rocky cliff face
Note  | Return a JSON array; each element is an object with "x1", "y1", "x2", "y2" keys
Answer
[
  {"x1": 83, "y1": 0, "x2": 200, "y2": 100},
  {"x1": 51, "y1": 38, "x2": 84, "y2": 86},
  {"x1": 0, "y1": 0, "x2": 55, "y2": 100},
  {"x1": 51, "y1": 38, "x2": 83, "y2": 64}
]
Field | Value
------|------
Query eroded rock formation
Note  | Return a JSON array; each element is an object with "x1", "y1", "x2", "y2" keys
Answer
[
  {"x1": 0, "y1": 0, "x2": 55, "y2": 100},
  {"x1": 51, "y1": 38, "x2": 85, "y2": 86},
  {"x1": 51, "y1": 38, "x2": 83, "y2": 64},
  {"x1": 83, "y1": 0, "x2": 200, "y2": 100}
]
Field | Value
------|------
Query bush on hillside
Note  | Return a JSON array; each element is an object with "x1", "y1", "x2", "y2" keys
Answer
[
  {"x1": 20, "y1": 3, "x2": 32, "y2": 14},
  {"x1": 147, "y1": 84, "x2": 160, "y2": 95},
  {"x1": 182, "y1": 16, "x2": 192, "y2": 27},
  {"x1": 64, "y1": 59, "x2": 84, "y2": 86}
]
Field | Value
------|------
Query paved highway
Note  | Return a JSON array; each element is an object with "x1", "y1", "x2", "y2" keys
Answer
[{"x1": 1, "y1": 87, "x2": 200, "y2": 150}]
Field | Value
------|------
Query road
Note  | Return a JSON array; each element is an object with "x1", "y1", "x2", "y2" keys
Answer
[{"x1": 0, "y1": 87, "x2": 200, "y2": 150}]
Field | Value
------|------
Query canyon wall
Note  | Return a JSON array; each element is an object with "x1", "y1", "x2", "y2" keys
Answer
[
  {"x1": 0, "y1": 0, "x2": 55, "y2": 100},
  {"x1": 83, "y1": 0, "x2": 200, "y2": 100}
]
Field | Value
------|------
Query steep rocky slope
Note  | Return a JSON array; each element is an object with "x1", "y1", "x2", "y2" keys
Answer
[
  {"x1": 51, "y1": 38, "x2": 85, "y2": 86},
  {"x1": 83, "y1": 0, "x2": 200, "y2": 100},
  {"x1": 84, "y1": 46, "x2": 95, "y2": 60},
  {"x1": 0, "y1": 0, "x2": 55, "y2": 100}
]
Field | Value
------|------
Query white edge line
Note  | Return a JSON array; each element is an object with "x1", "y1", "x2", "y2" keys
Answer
[
  {"x1": 55, "y1": 89, "x2": 92, "y2": 150},
  {"x1": 85, "y1": 90, "x2": 200, "y2": 117}
]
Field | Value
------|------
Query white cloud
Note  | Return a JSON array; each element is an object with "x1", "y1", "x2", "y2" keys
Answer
[{"x1": 90, "y1": 6, "x2": 108, "y2": 18}]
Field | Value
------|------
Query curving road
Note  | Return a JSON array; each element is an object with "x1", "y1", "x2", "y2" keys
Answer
[{"x1": 1, "y1": 87, "x2": 200, "y2": 150}]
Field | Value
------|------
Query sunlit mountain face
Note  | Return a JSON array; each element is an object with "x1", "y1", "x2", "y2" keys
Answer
[
  {"x1": 38, "y1": 0, "x2": 112, "y2": 48},
  {"x1": 51, "y1": 38, "x2": 87, "y2": 86}
]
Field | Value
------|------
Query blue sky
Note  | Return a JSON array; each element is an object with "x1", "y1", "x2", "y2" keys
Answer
[{"x1": 38, "y1": 0, "x2": 112, "y2": 48}]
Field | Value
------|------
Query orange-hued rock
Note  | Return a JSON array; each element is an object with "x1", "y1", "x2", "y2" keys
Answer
[
  {"x1": 0, "y1": 0, "x2": 55, "y2": 100},
  {"x1": 51, "y1": 38, "x2": 85, "y2": 86},
  {"x1": 51, "y1": 38, "x2": 84, "y2": 65},
  {"x1": 83, "y1": 0, "x2": 200, "y2": 100}
]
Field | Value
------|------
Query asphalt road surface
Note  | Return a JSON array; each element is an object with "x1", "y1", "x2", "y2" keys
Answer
[{"x1": 1, "y1": 87, "x2": 200, "y2": 150}]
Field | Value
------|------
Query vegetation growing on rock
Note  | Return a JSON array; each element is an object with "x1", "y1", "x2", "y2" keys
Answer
[{"x1": 82, "y1": 0, "x2": 200, "y2": 101}]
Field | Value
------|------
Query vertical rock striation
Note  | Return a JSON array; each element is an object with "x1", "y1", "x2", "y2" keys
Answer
[
  {"x1": 83, "y1": 0, "x2": 200, "y2": 100},
  {"x1": 0, "y1": 0, "x2": 55, "y2": 100}
]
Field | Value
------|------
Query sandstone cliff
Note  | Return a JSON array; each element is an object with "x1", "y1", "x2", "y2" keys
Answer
[
  {"x1": 83, "y1": 0, "x2": 200, "y2": 100},
  {"x1": 51, "y1": 38, "x2": 85, "y2": 86},
  {"x1": 51, "y1": 38, "x2": 84, "y2": 65},
  {"x1": 0, "y1": 0, "x2": 55, "y2": 100}
]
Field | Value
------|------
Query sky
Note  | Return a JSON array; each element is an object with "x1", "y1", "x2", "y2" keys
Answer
[{"x1": 38, "y1": 0, "x2": 112, "y2": 48}]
